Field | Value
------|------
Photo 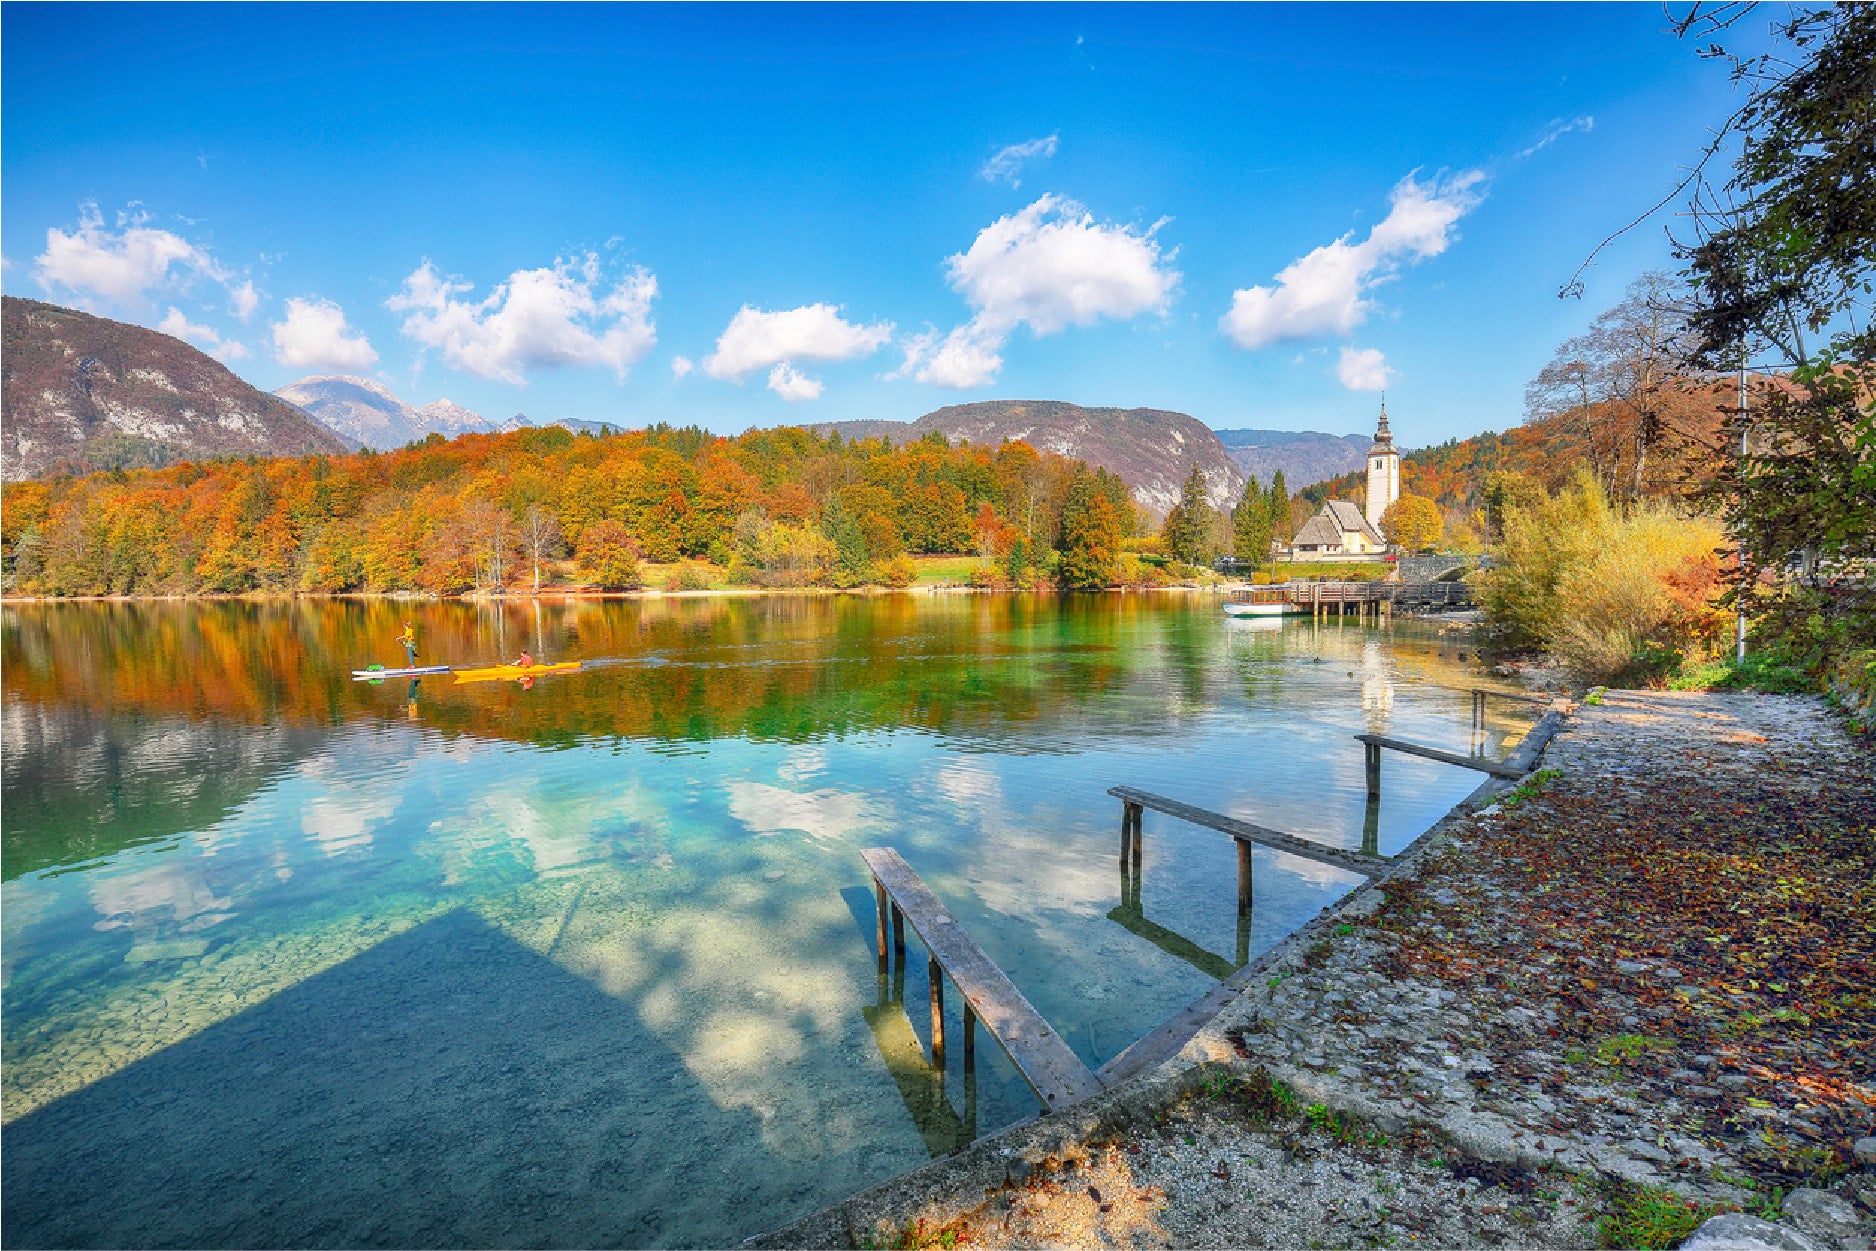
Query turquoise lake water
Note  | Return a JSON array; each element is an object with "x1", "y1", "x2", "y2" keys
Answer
[{"x1": 0, "y1": 594, "x2": 1535, "y2": 1247}]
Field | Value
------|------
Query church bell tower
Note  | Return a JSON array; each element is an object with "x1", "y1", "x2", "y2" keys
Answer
[{"x1": 1365, "y1": 400, "x2": 1401, "y2": 531}]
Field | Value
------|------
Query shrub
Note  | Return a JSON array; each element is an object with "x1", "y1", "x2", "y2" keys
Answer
[
  {"x1": 966, "y1": 564, "x2": 1010, "y2": 589},
  {"x1": 663, "y1": 561, "x2": 714, "y2": 592},
  {"x1": 1115, "y1": 552, "x2": 1169, "y2": 589},
  {"x1": 879, "y1": 554, "x2": 917, "y2": 588},
  {"x1": 1477, "y1": 470, "x2": 1730, "y2": 685}
]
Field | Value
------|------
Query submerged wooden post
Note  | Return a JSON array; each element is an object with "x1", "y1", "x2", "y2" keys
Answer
[
  {"x1": 1236, "y1": 837, "x2": 1253, "y2": 916},
  {"x1": 1365, "y1": 740, "x2": 1382, "y2": 799},
  {"x1": 1235, "y1": 910, "x2": 1253, "y2": 969},
  {"x1": 963, "y1": 1002, "x2": 976, "y2": 1067},
  {"x1": 875, "y1": 878, "x2": 890, "y2": 972},
  {"x1": 1118, "y1": 800, "x2": 1132, "y2": 867},
  {"x1": 891, "y1": 901, "x2": 906, "y2": 963},
  {"x1": 929, "y1": 957, "x2": 946, "y2": 1069},
  {"x1": 1130, "y1": 804, "x2": 1143, "y2": 875}
]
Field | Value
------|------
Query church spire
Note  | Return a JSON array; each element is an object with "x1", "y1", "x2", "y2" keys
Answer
[{"x1": 1374, "y1": 396, "x2": 1393, "y2": 445}]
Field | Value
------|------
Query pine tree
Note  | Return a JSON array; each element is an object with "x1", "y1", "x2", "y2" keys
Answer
[
  {"x1": 1164, "y1": 466, "x2": 1212, "y2": 564},
  {"x1": 1232, "y1": 479, "x2": 1275, "y2": 565}
]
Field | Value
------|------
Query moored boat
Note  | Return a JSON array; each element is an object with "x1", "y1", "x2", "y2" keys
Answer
[{"x1": 1223, "y1": 588, "x2": 1299, "y2": 617}]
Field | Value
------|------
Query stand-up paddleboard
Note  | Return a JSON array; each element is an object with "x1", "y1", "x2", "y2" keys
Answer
[
  {"x1": 352, "y1": 664, "x2": 454, "y2": 680},
  {"x1": 452, "y1": 661, "x2": 582, "y2": 684}
]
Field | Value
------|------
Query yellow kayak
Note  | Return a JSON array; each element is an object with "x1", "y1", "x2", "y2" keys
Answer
[{"x1": 452, "y1": 661, "x2": 582, "y2": 685}]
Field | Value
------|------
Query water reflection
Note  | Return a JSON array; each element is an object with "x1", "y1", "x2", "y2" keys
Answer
[{"x1": 1, "y1": 595, "x2": 1537, "y2": 1247}]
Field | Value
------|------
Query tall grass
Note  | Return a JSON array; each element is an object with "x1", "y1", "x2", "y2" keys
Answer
[{"x1": 1476, "y1": 471, "x2": 1730, "y2": 685}]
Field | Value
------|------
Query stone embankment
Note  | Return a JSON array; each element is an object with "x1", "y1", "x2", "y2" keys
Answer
[{"x1": 754, "y1": 692, "x2": 1874, "y2": 1250}]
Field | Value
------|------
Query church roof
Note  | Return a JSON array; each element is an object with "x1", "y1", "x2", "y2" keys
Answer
[
  {"x1": 1324, "y1": 499, "x2": 1385, "y2": 544},
  {"x1": 1292, "y1": 511, "x2": 1346, "y2": 548},
  {"x1": 1292, "y1": 499, "x2": 1384, "y2": 548}
]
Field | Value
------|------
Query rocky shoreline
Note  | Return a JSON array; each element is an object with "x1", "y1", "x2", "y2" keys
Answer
[{"x1": 755, "y1": 691, "x2": 1875, "y2": 1250}]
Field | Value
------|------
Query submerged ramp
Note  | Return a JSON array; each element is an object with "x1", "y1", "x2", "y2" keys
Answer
[{"x1": 860, "y1": 848, "x2": 1101, "y2": 1110}]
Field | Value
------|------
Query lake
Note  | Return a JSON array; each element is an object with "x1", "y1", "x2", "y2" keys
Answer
[{"x1": 0, "y1": 594, "x2": 1535, "y2": 1248}]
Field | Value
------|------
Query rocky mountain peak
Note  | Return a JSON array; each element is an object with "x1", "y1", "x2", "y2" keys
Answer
[{"x1": 1, "y1": 297, "x2": 350, "y2": 480}]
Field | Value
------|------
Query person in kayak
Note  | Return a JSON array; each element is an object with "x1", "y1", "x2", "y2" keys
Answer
[
  {"x1": 514, "y1": 650, "x2": 534, "y2": 668},
  {"x1": 398, "y1": 622, "x2": 419, "y2": 667}
]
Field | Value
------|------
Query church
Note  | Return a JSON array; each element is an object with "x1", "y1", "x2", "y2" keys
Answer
[{"x1": 1288, "y1": 403, "x2": 1401, "y2": 556}]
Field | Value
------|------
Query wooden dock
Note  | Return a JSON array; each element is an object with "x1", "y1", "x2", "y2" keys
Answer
[
  {"x1": 1107, "y1": 785, "x2": 1387, "y2": 882},
  {"x1": 1358, "y1": 701, "x2": 1567, "y2": 797},
  {"x1": 861, "y1": 848, "x2": 1102, "y2": 1110},
  {"x1": 1228, "y1": 580, "x2": 1472, "y2": 619}
]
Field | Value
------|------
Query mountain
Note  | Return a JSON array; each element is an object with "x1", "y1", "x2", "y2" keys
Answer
[
  {"x1": 814, "y1": 400, "x2": 1244, "y2": 515},
  {"x1": 273, "y1": 376, "x2": 496, "y2": 450},
  {"x1": 1, "y1": 297, "x2": 350, "y2": 481},
  {"x1": 415, "y1": 398, "x2": 493, "y2": 437},
  {"x1": 1213, "y1": 428, "x2": 1373, "y2": 489}
]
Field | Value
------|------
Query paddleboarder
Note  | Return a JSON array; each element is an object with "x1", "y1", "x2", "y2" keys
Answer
[{"x1": 398, "y1": 622, "x2": 419, "y2": 667}]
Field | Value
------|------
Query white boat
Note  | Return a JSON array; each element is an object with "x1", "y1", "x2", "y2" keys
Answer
[{"x1": 1223, "y1": 588, "x2": 1299, "y2": 617}]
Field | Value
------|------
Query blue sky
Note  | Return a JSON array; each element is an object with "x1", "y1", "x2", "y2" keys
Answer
[{"x1": 2, "y1": 4, "x2": 1754, "y2": 445}]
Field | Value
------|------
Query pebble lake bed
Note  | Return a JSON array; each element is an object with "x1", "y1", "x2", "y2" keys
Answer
[{"x1": 763, "y1": 690, "x2": 1876, "y2": 1250}]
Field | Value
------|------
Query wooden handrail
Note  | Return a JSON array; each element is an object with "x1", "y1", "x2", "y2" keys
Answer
[{"x1": 860, "y1": 848, "x2": 1101, "y2": 1109}]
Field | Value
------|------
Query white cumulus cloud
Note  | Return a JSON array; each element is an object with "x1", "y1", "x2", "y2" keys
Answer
[
  {"x1": 34, "y1": 203, "x2": 232, "y2": 311},
  {"x1": 703, "y1": 303, "x2": 893, "y2": 381},
  {"x1": 228, "y1": 279, "x2": 259, "y2": 321},
  {"x1": 387, "y1": 255, "x2": 657, "y2": 385},
  {"x1": 980, "y1": 134, "x2": 1059, "y2": 188},
  {"x1": 670, "y1": 355, "x2": 694, "y2": 379},
  {"x1": 699, "y1": 302, "x2": 892, "y2": 401},
  {"x1": 1336, "y1": 346, "x2": 1393, "y2": 391},
  {"x1": 159, "y1": 307, "x2": 250, "y2": 362},
  {"x1": 898, "y1": 194, "x2": 1177, "y2": 389},
  {"x1": 767, "y1": 363, "x2": 823, "y2": 401},
  {"x1": 1220, "y1": 170, "x2": 1485, "y2": 351},
  {"x1": 270, "y1": 297, "x2": 378, "y2": 371}
]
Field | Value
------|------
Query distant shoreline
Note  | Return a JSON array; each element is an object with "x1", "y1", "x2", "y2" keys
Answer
[{"x1": 0, "y1": 583, "x2": 1239, "y2": 606}]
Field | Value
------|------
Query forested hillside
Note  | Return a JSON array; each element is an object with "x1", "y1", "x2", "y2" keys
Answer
[
  {"x1": 1303, "y1": 379, "x2": 1733, "y2": 525},
  {"x1": 0, "y1": 424, "x2": 1137, "y2": 596}
]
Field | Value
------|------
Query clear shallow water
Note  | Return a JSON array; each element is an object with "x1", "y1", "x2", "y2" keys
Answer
[{"x1": 0, "y1": 595, "x2": 1534, "y2": 1248}]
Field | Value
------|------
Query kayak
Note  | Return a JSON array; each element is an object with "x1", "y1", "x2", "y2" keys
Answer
[
  {"x1": 352, "y1": 664, "x2": 453, "y2": 680},
  {"x1": 452, "y1": 661, "x2": 582, "y2": 684}
]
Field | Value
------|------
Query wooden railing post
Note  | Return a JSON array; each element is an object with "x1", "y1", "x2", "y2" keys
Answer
[
  {"x1": 929, "y1": 958, "x2": 946, "y2": 1069},
  {"x1": 875, "y1": 878, "x2": 890, "y2": 973},
  {"x1": 1129, "y1": 804, "x2": 1143, "y2": 875},
  {"x1": 1236, "y1": 838, "x2": 1253, "y2": 916},
  {"x1": 891, "y1": 901, "x2": 906, "y2": 962},
  {"x1": 1365, "y1": 740, "x2": 1382, "y2": 799}
]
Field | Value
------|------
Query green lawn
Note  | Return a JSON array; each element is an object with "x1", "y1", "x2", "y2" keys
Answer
[{"x1": 910, "y1": 555, "x2": 985, "y2": 585}]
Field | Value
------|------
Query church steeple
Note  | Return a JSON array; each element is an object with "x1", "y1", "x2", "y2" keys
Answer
[{"x1": 1364, "y1": 397, "x2": 1401, "y2": 530}]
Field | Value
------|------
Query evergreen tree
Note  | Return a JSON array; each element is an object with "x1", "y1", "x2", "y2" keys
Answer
[
  {"x1": 1266, "y1": 471, "x2": 1292, "y2": 544},
  {"x1": 1164, "y1": 466, "x2": 1212, "y2": 564},
  {"x1": 820, "y1": 495, "x2": 871, "y2": 587},
  {"x1": 1232, "y1": 479, "x2": 1275, "y2": 565}
]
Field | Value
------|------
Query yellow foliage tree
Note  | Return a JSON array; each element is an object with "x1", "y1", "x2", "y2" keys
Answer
[{"x1": 1380, "y1": 494, "x2": 1443, "y2": 552}]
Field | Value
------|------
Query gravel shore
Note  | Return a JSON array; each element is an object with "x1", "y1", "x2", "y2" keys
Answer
[{"x1": 759, "y1": 691, "x2": 1875, "y2": 1250}]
